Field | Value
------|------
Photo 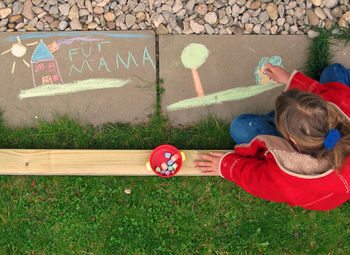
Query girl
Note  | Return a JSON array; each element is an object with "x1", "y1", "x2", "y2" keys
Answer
[{"x1": 194, "y1": 63, "x2": 350, "y2": 211}]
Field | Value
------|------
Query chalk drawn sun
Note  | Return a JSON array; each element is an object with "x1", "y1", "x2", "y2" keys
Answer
[{"x1": 1, "y1": 36, "x2": 38, "y2": 74}]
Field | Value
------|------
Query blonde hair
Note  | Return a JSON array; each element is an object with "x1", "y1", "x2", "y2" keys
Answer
[{"x1": 275, "y1": 89, "x2": 350, "y2": 170}]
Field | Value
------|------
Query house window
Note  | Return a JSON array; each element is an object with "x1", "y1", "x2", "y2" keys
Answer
[
  {"x1": 47, "y1": 62, "x2": 56, "y2": 72},
  {"x1": 35, "y1": 63, "x2": 45, "y2": 72}
]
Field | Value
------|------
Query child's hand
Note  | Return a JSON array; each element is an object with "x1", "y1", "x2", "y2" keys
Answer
[
  {"x1": 194, "y1": 152, "x2": 225, "y2": 176},
  {"x1": 263, "y1": 63, "x2": 291, "y2": 85}
]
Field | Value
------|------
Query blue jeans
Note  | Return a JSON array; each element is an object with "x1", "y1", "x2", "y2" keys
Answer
[{"x1": 230, "y1": 63, "x2": 350, "y2": 144}]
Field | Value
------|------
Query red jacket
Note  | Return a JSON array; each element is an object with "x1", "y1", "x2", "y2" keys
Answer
[{"x1": 220, "y1": 71, "x2": 350, "y2": 211}]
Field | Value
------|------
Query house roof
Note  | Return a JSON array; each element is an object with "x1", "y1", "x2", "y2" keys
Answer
[{"x1": 31, "y1": 41, "x2": 54, "y2": 62}]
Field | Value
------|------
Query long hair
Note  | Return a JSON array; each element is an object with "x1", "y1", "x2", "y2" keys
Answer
[{"x1": 275, "y1": 89, "x2": 350, "y2": 169}]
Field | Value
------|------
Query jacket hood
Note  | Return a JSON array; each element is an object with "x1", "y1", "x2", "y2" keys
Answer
[{"x1": 236, "y1": 135, "x2": 334, "y2": 178}]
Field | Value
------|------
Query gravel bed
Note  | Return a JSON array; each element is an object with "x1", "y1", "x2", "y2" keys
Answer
[{"x1": 0, "y1": 0, "x2": 349, "y2": 37}]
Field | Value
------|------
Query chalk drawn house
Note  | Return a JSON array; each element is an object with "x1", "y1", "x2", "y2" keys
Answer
[{"x1": 31, "y1": 41, "x2": 63, "y2": 87}]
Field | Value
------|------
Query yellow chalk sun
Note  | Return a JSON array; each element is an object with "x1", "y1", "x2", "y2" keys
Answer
[{"x1": 1, "y1": 36, "x2": 38, "y2": 74}]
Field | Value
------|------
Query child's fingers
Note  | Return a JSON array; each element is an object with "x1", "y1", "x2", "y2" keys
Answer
[
  {"x1": 194, "y1": 161, "x2": 213, "y2": 167},
  {"x1": 209, "y1": 152, "x2": 225, "y2": 157},
  {"x1": 197, "y1": 153, "x2": 216, "y2": 161}
]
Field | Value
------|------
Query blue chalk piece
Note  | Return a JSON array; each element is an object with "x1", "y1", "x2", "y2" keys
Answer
[
  {"x1": 165, "y1": 152, "x2": 171, "y2": 158},
  {"x1": 167, "y1": 160, "x2": 174, "y2": 166},
  {"x1": 168, "y1": 166, "x2": 174, "y2": 171}
]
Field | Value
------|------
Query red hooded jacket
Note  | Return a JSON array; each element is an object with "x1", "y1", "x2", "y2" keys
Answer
[{"x1": 219, "y1": 71, "x2": 350, "y2": 211}]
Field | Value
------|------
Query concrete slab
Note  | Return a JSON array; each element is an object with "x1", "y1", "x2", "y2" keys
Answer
[
  {"x1": 160, "y1": 35, "x2": 310, "y2": 125},
  {"x1": 332, "y1": 39, "x2": 350, "y2": 65},
  {"x1": 0, "y1": 31, "x2": 156, "y2": 127}
]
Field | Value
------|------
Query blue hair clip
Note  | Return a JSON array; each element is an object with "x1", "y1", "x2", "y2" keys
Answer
[{"x1": 324, "y1": 128, "x2": 341, "y2": 151}]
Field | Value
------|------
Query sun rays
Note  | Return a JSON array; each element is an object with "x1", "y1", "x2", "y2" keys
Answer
[{"x1": 1, "y1": 36, "x2": 38, "y2": 74}]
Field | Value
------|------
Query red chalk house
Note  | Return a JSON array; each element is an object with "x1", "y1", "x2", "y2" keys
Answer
[{"x1": 31, "y1": 41, "x2": 63, "y2": 87}]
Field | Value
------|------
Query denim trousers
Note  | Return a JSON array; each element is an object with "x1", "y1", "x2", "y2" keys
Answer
[{"x1": 230, "y1": 63, "x2": 350, "y2": 144}]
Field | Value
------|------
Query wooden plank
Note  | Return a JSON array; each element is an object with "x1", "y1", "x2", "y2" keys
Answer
[{"x1": 0, "y1": 149, "x2": 230, "y2": 176}]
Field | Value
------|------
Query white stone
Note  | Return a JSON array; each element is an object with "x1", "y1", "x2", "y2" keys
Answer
[
  {"x1": 231, "y1": 4, "x2": 240, "y2": 17},
  {"x1": 204, "y1": 23, "x2": 214, "y2": 34},
  {"x1": 314, "y1": 7, "x2": 327, "y2": 20},
  {"x1": 70, "y1": 19, "x2": 82, "y2": 30},
  {"x1": 324, "y1": 0, "x2": 338, "y2": 9},
  {"x1": 311, "y1": 0, "x2": 322, "y2": 6},
  {"x1": 125, "y1": 14, "x2": 136, "y2": 28},
  {"x1": 190, "y1": 20, "x2": 204, "y2": 33},
  {"x1": 204, "y1": 12, "x2": 217, "y2": 24},
  {"x1": 59, "y1": 20, "x2": 68, "y2": 30},
  {"x1": 59, "y1": 4, "x2": 70, "y2": 16},
  {"x1": 172, "y1": 0, "x2": 183, "y2": 13},
  {"x1": 0, "y1": 8, "x2": 11, "y2": 19},
  {"x1": 241, "y1": 12, "x2": 250, "y2": 23}
]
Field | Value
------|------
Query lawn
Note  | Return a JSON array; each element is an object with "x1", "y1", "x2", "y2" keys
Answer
[{"x1": 1, "y1": 28, "x2": 350, "y2": 254}]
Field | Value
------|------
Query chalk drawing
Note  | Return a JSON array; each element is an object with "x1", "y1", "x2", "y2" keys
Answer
[
  {"x1": 18, "y1": 78, "x2": 131, "y2": 99},
  {"x1": 97, "y1": 41, "x2": 111, "y2": 52},
  {"x1": 1, "y1": 36, "x2": 36, "y2": 74},
  {"x1": 167, "y1": 83, "x2": 283, "y2": 111},
  {"x1": 6, "y1": 32, "x2": 152, "y2": 42},
  {"x1": 98, "y1": 57, "x2": 111, "y2": 72},
  {"x1": 32, "y1": 41, "x2": 54, "y2": 61},
  {"x1": 31, "y1": 41, "x2": 63, "y2": 87},
  {"x1": 168, "y1": 54, "x2": 284, "y2": 111},
  {"x1": 1, "y1": 33, "x2": 155, "y2": 101},
  {"x1": 56, "y1": 37, "x2": 103, "y2": 47},
  {"x1": 69, "y1": 60, "x2": 93, "y2": 76},
  {"x1": 11, "y1": 61, "x2": 15, "y2": 74},
  {"x1": 47, "y1": 41, "x2": 59, "y2": 53},
  {"x1": 181, "y1": 43, "x2": 209, "y2": 98},
  {"x1": 68, "y1": 48, "x2": 80, "y2": 61},
  {"x1": 254, "y1": 56, "x2": 283, "y2": 86},
  {"x1": 143, "y1": 46, "x2": 156, "y2": 70},
  {"x1": 116, "y1": 52, "x2": 139, "y2": 69}
]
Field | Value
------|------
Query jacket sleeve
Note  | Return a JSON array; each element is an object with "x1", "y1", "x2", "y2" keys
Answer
[
  {"x1": 285, "y1": 71, "x2": 349, "y2": 96},
  {"x1": 219, "y1": 141, "x2": 288, "y2": 203}
]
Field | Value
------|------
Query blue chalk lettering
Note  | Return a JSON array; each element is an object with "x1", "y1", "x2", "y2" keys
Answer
[
  {"x1": 97, "y1": 41, "x2": 111, "y2": 52},
  {"x1": 115, "y1": 51, "x2": 139, "y2": 69},
  {"x1": 81, "y1": 46, "x2": 92, "y2": 57},
  {"x1": 98, "y1": 57, "x2": 111, "y2": 72},
  {"x1": 69, "y1": 60, "x2": 93, "y2": 76},
  {"x1": 143, "y1": 46, "x2": 156, "y2": 70},
  {"x1": 68, "y1": 48, "x2": 80, "y2": 62}
]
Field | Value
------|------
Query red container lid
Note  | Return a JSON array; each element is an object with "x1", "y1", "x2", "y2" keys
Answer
[{"x1": 149, "y1": 144, "x2": 182, "y2": 178}]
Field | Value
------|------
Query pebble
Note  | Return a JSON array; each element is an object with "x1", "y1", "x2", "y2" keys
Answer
[
  {"x1": 314, "y1": 7, "x2": 327, "y2": 20},
  {"x1": 195, "y1": 4, "x2": 208, "y2": 16},
  {"x1": 12, "y1": 2, "x2": 23, "y2": 15},
  {"x1": 0, "y1": 0, "x2": 348, "y2": 35},
  {"x1": 59, "y1": 4, "x2": 70, "y2": 16},
  {"x1": 312, "y1": 0, "x2": 322, "y2": 6},
  {"x1": 306, "y1": 9, "x2": 319, "y2": 26},
  {"x1": 172, "y1": 0, "x2": 183, "y2": 13},
  {"x1": 266, "y1": 3, "x2": 278, "y2": 20},
  {"x1": 249, "y1": 2, "x2": 261, "y2": 10},
  {"x1": 70, "y1": 18, "x2": 82, "y2": 30},
  {"x1": 205, "y1": 11, "x2": 217, "y2": 24},
  {"x1": 59, "y1": 20, "x2": 68, "y2": 30},
  {"x1": 104, "y1": 12, "x2": 115, "y2": 21},
  {"x1": 323, "y1": 0, "x2": 338, "y2": 9},
  {"x1": 0, "y1": 8, "x2": 11, "y2": 19}
]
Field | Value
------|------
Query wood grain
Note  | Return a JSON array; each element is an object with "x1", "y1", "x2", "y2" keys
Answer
[{"x1": 0, "y1": 149, "x2": 230, "y2": 176}]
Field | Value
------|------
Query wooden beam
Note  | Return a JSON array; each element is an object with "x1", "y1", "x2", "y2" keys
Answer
[{"x1": 0, "y1": 149, "x2": 230, "y2": 176}]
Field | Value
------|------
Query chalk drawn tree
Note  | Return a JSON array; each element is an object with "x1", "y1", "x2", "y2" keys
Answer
[{"x1": 181, "y1": 43, "x2": 209, "y2": 98}]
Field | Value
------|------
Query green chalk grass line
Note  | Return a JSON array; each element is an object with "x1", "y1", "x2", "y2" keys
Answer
[
  {"x1": 167, "y1": 83, "x2": 283, "y2": 111},
  {"x1": 18, "y1": 78, "x2": 131, "y2": 99}
]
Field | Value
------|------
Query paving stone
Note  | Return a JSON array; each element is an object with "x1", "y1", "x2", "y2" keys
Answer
[
  {"x1": 160, "y1": 35, "x2": 310, "y2": 125},
  {"x1": 0, "y1": 31, "x2": 156, "y2": 127}
]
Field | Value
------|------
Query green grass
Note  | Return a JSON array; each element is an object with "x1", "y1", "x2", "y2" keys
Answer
[{"x1": 1, "y1": 29, "x2": 350, "y2": 254}]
